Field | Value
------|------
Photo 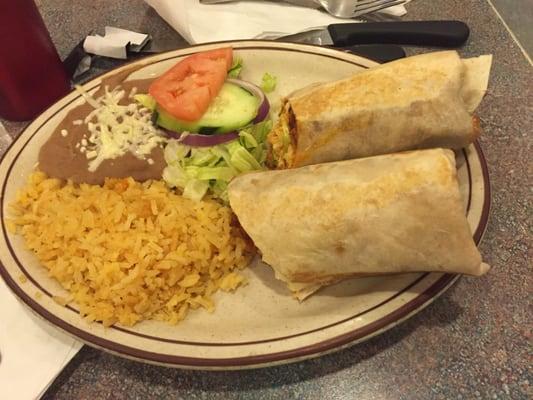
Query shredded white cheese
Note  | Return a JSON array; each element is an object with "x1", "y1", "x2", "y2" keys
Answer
[
  {"x1": 86, "y1": 150, "x2": 98, "y2": 159},
  {"x1": 73, "y1": 84, "x2": 166, "y2": 172}
]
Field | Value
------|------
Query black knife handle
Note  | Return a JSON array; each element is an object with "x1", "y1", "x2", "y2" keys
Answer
[
  {"x1": 328, "y1": 21, "x2": 470, "y2": 47},
  {"x1": 339, "y1": 44, "x2": 406, "y2": 63}
]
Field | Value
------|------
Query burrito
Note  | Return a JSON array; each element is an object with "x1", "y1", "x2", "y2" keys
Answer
[
  {"x1": 268, "y1": 51, "x2": 492, "y2": 169},
  {"x1": 228, "y1": 148, "x2": 489, "y2": 299}
]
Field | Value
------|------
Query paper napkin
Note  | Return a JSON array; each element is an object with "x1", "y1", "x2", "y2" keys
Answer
[
  {"x1": 83, "y1": 26, "x2": 151, "y2": 59},
  {"x1": 0, "y1": 279, "x2": 82, "y2": 399},
  {"x1": 144, "y1": 0, "x2": 408, "y2": 44}
]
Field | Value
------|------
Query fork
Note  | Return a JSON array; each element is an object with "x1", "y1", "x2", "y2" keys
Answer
[
  {"x1": 317, "y1": 0, "x2": 407, "y2": 18},
  {"x1": 200, "y1": 0, "x2": 407, "y2": 19},
  {"x1": 200, "y1": 0, "x2": 320, "y2": 7}
]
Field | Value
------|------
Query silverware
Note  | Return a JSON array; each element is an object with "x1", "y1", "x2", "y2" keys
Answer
[
  {"x1": 200, "y1": 0, "x2": 407, "y2": 19},
  {"x1": 273, "y1": 21, "x2": 470, "y2": 47},
  {"x1": 199, "y1": 0, "x2": 320, "y2": 8},
  {"x1": 139, "y1": 36, "x2": 406, "y2": 63},
  {"x1": 317, "y1": 0, "x2": 406, "y2": 19}
]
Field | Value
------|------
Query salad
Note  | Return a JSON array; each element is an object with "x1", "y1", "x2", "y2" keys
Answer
[{"x1": 134, "y1": 47, "x2": 276, "y2": 202}]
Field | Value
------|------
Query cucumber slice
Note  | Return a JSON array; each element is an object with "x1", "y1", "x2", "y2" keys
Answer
[{"x1": 156, "y1": 82, "x2": 259, "y2": 134}]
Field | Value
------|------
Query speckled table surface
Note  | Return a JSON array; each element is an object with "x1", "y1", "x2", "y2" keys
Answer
[{"x1": 2, "y1": 0, "x2": 532, "y2": 399}]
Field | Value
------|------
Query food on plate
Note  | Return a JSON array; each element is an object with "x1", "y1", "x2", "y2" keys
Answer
[
  {"x1": 228, "y1": 148, "x2": 490, "y2": 299},
  {"x1": 7, "y1": 46, "x2": 491, "y2": 328},
  {"x1": 7, "y1": 172, "x2": 253, "y2": 326},
  {"x1": 38, "y1": 47, "x2": 272, "y2": 201},
  {"x1": 11, "y1": 47, "x2": 276, "y2": 326},
  {"x1": 149, "y1": 47, "x2": 233, "y2": 121},
  {"x1": 260, "y1": 72, "x2": 277, "y2": 93},
  {"x1": 144, "y1": 47, "x2": 268, "y2": 137},
  {"x1": 141, "y1": 51, "x2": 272, "y2": 202},
  {"x1": 39, "y1": 79, "x2": 167, "y2": 185},
  {"x1": 162, "y1": 120, "x2": 271, "y2": 202},
  {"x1": 153, "y1": 81, "x2": 260, "y2": 135},
  {"x1": 268, "y1": 50, "x2": 492, "y2": 169}
]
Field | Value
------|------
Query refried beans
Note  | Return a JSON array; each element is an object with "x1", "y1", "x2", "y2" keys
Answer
[{"x1": 38, "y1": 69, "x2": 165, "y2": 185}]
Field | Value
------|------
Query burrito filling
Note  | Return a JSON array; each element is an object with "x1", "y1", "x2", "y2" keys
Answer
[{"x1": 267, "y1": 102, "x2": 296, "y2": 169}]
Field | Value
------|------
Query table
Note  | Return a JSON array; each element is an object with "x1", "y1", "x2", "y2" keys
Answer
[{"x1": 3, "y1": 1, "x2": 531, "y2": 398}]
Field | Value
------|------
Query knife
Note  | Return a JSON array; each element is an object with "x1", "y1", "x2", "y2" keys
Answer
[
  {"x1": 307, "y1": 44, "x2": 405, "y2": 63},
  {"x1": 139, "y1": 39, "x2": 406, "y2": 63},
  {"x1": 278, "y1": 20, "x2": 470, "y2": 47}
]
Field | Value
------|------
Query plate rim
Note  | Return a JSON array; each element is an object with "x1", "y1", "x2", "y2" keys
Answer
[{"x1": 0, "y1": 41, "x2": 491, "y2": 369}]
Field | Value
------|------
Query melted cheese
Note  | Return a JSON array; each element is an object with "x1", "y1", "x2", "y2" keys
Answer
[{"x1": 74, "y1": 85, "x2": 166, "y2": 172}]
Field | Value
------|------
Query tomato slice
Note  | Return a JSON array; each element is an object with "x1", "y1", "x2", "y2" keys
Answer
[
  {"x1": 192, "y1": 47, "x2": 233, "y2": 70},
  {"x1": 149, "y1": 47, "x2": 233, "y2": 121}
]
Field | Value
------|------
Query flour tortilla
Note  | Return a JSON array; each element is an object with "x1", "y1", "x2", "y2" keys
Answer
[
  {"x1": 268, "y1": 51, "x2": 492, "y2": 169},
  {"x1": 229, "y1": 148, "x2": 489, "y2": 299}
]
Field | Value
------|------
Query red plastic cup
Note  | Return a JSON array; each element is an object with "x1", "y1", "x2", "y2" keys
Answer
[{"x1": 0, "y1": 0, "x2": 70, "y2": 121}]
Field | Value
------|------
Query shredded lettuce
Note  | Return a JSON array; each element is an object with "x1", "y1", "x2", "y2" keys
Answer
[
  {"x1": 228, "y1": 57, "x2": 243, "y2": 78},
  {"x1": 162, "y1": 119, "x2": 272, "y2": 202},
  {"x1": 260, "y1": 72, "x2": 277, "y2": 93},
  {"x1": 133, "y1": 94, "x2": 156, "y2": 111}
]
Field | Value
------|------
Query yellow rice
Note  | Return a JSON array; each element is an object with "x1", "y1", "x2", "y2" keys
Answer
[{"x1": 7, "y1": 172, "x2": 253, "y2": 327}]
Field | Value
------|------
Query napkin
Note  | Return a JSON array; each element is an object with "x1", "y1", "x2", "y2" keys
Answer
[
  {"x1": 0, "y1": 279, "x2": 82, "y2": 400},
  {"x1": 144, "y1": 0, "x2": 408, "y2": 44},
  {"x1": 0, "y1": 122, "x2": 82, "y2": 400},
  {"x1": 83, "y1": 26, "x2": 150, "y2": 59}
]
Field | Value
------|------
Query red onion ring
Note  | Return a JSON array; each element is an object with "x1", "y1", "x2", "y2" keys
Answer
[
  {"x1": 226, "y1": 78, "x2": 270, "y2": 123},
  {"x1": 162, "y1": 129, "x2": 239, "y2": 147}
]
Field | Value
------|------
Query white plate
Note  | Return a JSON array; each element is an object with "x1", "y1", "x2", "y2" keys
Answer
[{"x1": 0, "y1": 41, "x2": 490, "y2": 369}]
